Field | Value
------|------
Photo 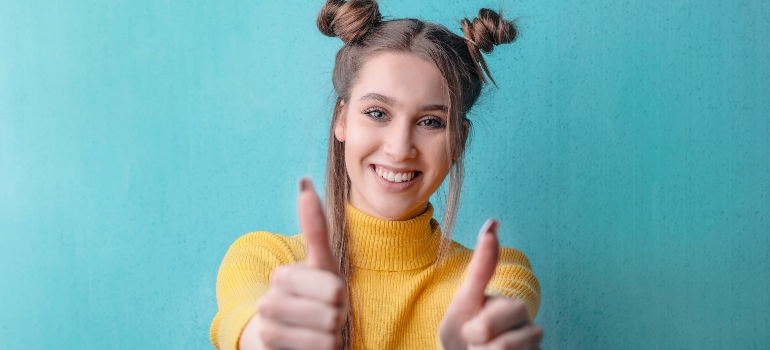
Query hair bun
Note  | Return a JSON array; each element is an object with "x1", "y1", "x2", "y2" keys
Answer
[
  {"x1": 317, "y1": 0, "x2": 382, "y2": 44},
  {"x1": 461, "y1": 8, "x2": 517, "y2": 54}
]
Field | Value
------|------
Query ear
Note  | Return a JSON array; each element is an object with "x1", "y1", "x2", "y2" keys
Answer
[{"x1": 334, "y1": 100, "x2": 347, "y2": 142}]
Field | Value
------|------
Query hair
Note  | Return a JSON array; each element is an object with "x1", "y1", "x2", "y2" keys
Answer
[{"x1": 317, "y1": 1, "x2": 518, "y2": 348}]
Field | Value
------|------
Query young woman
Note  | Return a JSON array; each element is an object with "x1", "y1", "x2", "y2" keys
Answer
[{"x1": 210, "y1": 1, "x2": 542, "y2": 349}]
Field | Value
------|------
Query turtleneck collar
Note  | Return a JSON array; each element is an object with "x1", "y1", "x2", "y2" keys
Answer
[{"x1": 346, "y1": 203, "x2": 442, "y2": 271}]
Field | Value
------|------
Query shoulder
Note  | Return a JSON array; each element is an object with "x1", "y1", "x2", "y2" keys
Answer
[
  {"x1": 211, "y1": 232, "x2": 308, "y2": 348},
  {"x1": 221, "y1": 231, "x2": 307, "y2": 267},
  {"x1": 446, "y1": 240, "x2": 532, "y2": 268}
]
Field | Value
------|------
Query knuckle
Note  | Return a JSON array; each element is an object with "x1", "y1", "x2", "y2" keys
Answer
[
  {"x1": 333, "y1": 308, "x2": 346, "y2": 330},
  {"x1": 321, "y1": 274, "x2": 345, "y2": 302},
  {"x1": 258, "y1": 321, "x2": 282, "y2": 346},
  {"x1": 336, "y1": 307, "x2": 347, "y2": 326},
  {"x1": 257, "y1": 300, "x2": 271, "y2": 317},
  {"x1": 510, "y1": 299, "x2": 527, "y2": 313},
  {"x1": 331, "y1": 276, "x2": 346, "y2": 298},
  {"x1": 257, "y1": 292, "x2": 281, "y2": 318},
  {"x1": 461, "y1": 319, "x2": 487, "y2": 344},
  {"x1": 275, "y1": 264, "x2": 307, "y2": 290},
  {"x1": 331, "y1": 275, "x2": 344, "y2": 291},
  {"x1": 474, "y1": 318, "x2": 492, "y2": 338},
  {"x1": 532, "y1": 325, "x2": 544, "y2": 340},
  {"x1": 271, "y1": 266, "x2": 288, "y2": 285},
  {"x1": 321, "y1": 308, "x2": 339, "y2": 332},
  {"x1": 259, "y1": 302, "x2": 276, "y2": 318},
  {"x1": 317, "y1": 333, "x2": 337, "y2": 350},
  {"x1": 257, "y1": 297, "x2": 273, "y2": 316}
]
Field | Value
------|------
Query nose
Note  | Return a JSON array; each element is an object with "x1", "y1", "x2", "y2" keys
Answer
[{"x1": 382, "y1": 119, "x2": 417, "y2": 161}]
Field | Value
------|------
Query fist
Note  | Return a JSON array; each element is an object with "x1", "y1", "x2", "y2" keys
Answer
[
  {"x1": 240, "y1": 178, "x2": 348, "y2": 350},
  {"x1": 439, "y1": 220, "x2": 543, "y2": 349},
  {"x1": 255, "y1": 263, "x2": 346, "y2": 349}
]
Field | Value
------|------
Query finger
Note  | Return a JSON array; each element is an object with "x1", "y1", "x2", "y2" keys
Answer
[
  {"x1": 299, "y1": 178, "x2": 338, "y2": 273},
  {"x1": 258, "y1": 291, "x2": 343, "y2": 332},
  {"x1": 462, "y1": 297, "x2": 530, "y2": 344},
  {"x1": 259, "y1": 317, "x2": 338, "y2": 350},
  {"x1": 456, "y1": 219, "x2": 500, "y2": 307},
  {"x1": 271, "y1": 264, "x2": 346, "y2": 305},
  {"x1": 468, "y1": 324, "x2": 543, "y2": 350}
]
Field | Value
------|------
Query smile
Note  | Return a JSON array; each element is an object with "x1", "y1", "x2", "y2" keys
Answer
[{"x1": 373, "y1": 165, "x2": 421, "y2": 183}]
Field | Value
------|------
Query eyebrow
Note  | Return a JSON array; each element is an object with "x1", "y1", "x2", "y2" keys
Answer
[{"x1": 360, "y1": 92, "x2": 448, "y2": 112}]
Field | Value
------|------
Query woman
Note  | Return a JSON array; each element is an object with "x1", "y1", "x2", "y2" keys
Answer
[{"x1": 210, "y1": 1, "x2": 542, "y2": 349}]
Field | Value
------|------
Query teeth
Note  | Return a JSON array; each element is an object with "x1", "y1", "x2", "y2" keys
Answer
[{"x1": 375, "y1": 166, "x2": 416, "y2": 183}]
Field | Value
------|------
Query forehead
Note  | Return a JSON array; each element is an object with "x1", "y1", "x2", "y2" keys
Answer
[{"x1": 351, "y1": 52, "x2": 447, "y2": 107}]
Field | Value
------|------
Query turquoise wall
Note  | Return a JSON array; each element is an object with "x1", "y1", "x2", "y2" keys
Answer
[{"x1": 1, "y1": 0, "x2": 768, "y2": 349}]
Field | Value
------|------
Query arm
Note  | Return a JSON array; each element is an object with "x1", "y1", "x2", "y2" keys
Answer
[
  {"x1": 211, "y1": 179, "x2": 347, "y2": 350},
  {"x1": 210, "y1": 231, "x2": 298, "y2": 350},
  {"x1": 439, "y1": 220, "x2": 543, "y2": 350}
]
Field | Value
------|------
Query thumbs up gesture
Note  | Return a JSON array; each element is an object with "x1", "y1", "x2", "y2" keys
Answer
[
  {"x1": 242, "y1": 178, "x2": 348, "y2": 350},
  {"x1": 439, "y1": 220, "x2": 543, "y2": 350}
]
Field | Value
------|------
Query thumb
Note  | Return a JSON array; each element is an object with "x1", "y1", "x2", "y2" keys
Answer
[
  {"x1": 298, "y1": 178, "x2": 338, "y2": 273},
  {"x1": 456, "y1": 219, "x2": 500, "y2": 307}
]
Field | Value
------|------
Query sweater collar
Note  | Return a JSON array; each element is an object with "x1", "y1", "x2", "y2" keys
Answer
[{"x1": 346, "y1": 203, "x2": 441, "y2": 271}]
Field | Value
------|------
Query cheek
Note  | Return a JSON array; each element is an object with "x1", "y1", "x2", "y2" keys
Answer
[
  {"x1": 430, "y1": 151, "x2": 452, "y2": 178},
  {"x1": 344, "y1": 125, "x2": 379, "y2": 169},
  {"x1": 420, "y1": 135, "x2": 451, "y2": 170}
]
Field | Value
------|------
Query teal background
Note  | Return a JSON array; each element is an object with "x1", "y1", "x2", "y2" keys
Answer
[{"x1": 1, "y1": 0, "x2": 768, "y2": 349}]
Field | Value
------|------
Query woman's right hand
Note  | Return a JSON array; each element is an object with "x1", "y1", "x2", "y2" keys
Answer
[{"x1": 239, "y1": 178, "x2": 348, "y2": 350}]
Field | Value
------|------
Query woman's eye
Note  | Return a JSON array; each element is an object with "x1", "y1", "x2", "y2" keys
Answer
[
  {"x1": 418, "y1": 117, "x2": 446, "y2": 129},
  {"x1": 364, "y1": 109, "x2": 387, "y2": 121}
]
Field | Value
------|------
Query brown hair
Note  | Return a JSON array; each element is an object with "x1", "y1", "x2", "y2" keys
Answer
[{"x1": 317, "y1": 1, "x2": 518, "y2": 348}]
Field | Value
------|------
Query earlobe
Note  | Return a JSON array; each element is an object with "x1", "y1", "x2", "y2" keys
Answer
[{"x1": 334, "y1": 101, "x2": 347, "y2": 142}]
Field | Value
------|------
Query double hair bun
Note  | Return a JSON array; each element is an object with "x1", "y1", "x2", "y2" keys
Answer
[
  {"x1": 461, "y1": 8, "x2": 518, "y2": 54},
  {"x1": 317, "y1": 0, "x2": 517, "y2": 51},
  {"x1": 317, "y1": 0, "x2": 382, "y2": 44}
]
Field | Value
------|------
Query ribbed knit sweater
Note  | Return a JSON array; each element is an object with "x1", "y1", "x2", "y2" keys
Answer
[{"x1": 210, "y1": 204, "x2": 540, "y2": 350}]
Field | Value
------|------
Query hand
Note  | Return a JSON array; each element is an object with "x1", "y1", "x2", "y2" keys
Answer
[
  {"x1": 439, "y1": 220, "x2": 543, "y2": 350},
  {"x1": 240, "y1": 178, "x2": 348, "y2": 350}
]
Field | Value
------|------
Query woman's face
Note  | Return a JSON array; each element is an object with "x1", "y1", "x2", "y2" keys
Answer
[{"x1": 335, "y1": 52, "x2": 451, "y2": 220}]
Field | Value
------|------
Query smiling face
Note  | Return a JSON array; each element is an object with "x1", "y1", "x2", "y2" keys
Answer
[{"x1": 334, "y1": 52, "x2": 452, "y2": 221}]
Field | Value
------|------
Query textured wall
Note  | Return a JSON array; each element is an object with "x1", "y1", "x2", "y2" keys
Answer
[{"x1": 1, "y1": 0, "x2": 768, "y2": 349}]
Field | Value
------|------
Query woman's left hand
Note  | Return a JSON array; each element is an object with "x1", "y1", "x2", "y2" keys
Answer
[{"x1": 438, "y1": 220, "x2": 544, "y2": 350}]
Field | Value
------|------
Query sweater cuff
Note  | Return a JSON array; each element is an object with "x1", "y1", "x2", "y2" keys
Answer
[{"x1": 210, "y1": 300, "x2": 258, "y2": 350}]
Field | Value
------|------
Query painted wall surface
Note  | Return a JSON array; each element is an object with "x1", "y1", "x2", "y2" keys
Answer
[{"x1": 1, "y1": 0, "x2": 768, "y2": 349}]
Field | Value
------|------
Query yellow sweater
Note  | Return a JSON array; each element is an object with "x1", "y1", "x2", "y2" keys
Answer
[{"x1": 210, "y1": 204, "x2": 540, "y2": 350}]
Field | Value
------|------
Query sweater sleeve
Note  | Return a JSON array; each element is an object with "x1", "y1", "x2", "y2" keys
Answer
[
  {"x1": 209, "y1": 231, "x2": 302, "y2": 350},
  {"x1": 486, "y1": 247, "x2": 541, "y2": 321}
]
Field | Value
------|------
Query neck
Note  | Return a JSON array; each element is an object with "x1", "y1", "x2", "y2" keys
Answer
[{"x1": 345, "y1": 203, "x2": 441, "y2": 271}]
